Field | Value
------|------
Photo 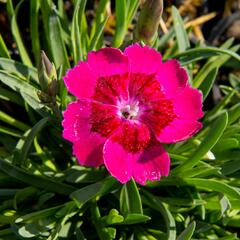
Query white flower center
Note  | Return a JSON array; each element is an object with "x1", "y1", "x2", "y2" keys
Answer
[{"x1": 118, "y1": 101, "x2": 140, "y2": 120}]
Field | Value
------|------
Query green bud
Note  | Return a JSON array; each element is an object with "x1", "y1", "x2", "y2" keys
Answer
[
  {"x1": 38, "y1": 50, "x2": 57, "y2": 92},
  {"x1": 135, "y1": 0, "x2": 163, "y2": 45},
  {"x1": 40, "y1": 50, "x2": 52, "y2": 76},
  {"x1": 47, "y1": 79, "x2": 58, "y2": 97},
  {"x1": 38, "y1": 50, "x2": 52, "y2": 91},
  {"x1": 38, "y1": 50, "x2": 58, "y2": 100},
  {"x1": 37, "y1": 91, "x2": 51, "y2": 103}
]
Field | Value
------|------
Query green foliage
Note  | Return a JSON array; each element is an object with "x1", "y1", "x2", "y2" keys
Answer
[{"x1": 0, "y1": 1, "x2": 240, "y2": 239}]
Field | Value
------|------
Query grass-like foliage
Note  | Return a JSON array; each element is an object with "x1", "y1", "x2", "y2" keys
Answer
[{"x1": 0, "y1": 0, "x2": 240, "y2": 239}]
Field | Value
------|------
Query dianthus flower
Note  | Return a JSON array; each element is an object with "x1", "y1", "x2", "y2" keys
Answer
[{"x1": 62, "y1": 44, "x2": 203, "y2": 185}]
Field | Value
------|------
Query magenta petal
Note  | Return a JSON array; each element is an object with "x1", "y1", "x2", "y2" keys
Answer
[
  {"x1": 62, "y1": 100, "x2": 105, "y2": 166},
  {"x1": 156, "y1": 59, "x2": 188, "y2": 98},
  {"x1": 103, "y1": 139, "x2": 170, "y2": 185},
  {"x1": 63, "y1": 62, "x2": 96, "y2": 99},
  {"x1": 124, "y1": 44, "x2": 162, "y2": 74},
  {"x1": 156, "y1": 85, "x2": 203, "y2": 143},
  {"x1": 87, "y1": 47, "x2": 129, "y2": 77},
  {"x1": 103, "y1": 139, "x2": 133, "y2": 183},
  {"x1": 173, "y1": 86, "x2": 204, "y2": 120},
  {"x1": 157, "y1": 120, "x2": 202, "y2": 143},
  {"x1": 62, "y1": 101, "x2": 87, "y2": 142},
  {"x1": 73, "y1": 138, "x2": 104, "y2": 167},
  {"x1": 133, "y1": 144, "x2": 170, "y2": 185}
]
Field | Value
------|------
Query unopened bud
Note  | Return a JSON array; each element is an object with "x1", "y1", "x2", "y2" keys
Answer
[
  {"x1": 135, "y1": 0, "x2": 163, "y2": 45},
  {"x1": 47, "y1": 79, "x2": 58, "y2": 97},
  {"x1": 41, "y1": 50, "x2": 52, "y2": 76},
  {"x1": 37, "y1": 91, "x2": 51, "y2": 103},
  {"x1": 38, "y1": 50, "x2": 57, "y2": 91}
]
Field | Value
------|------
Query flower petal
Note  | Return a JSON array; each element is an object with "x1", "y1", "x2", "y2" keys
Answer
[
  {"x1": 103, "y1": 121, "x2": 151, "y2": 183},
  {"x1": 156, "y1": 85, "x2": 203, "y2": 143},
  {"x1": 62, "y1": 100, "x2": 88, "y2": 143},
  {"x1": 157, "y1": 120, "x2": 202, "y2": 143},
  {"x1": 92, "y1": 73, "x2": 129, "y2": 104},
  {"x1": 103, "y1": 139, "x2": 170, "y2": 185},
  {"x1": 111, "y1": 121, "x2": 151, "y2": 153},
  {"x1": 73, "y1": 138, "x2": 104, "y2": 167},
  {"x1": 62, "y1": 100, "x2": 105, "y2": 166},
  {"x1": 133, "y1": 144, "x2": 170, "y2": 185},
  {"x1": 156, "y1": 59, "x2": 188, "y2": 98},
  {"x1": 63, "y1": 62, "x2": 96, "y2": 99},
  {"x1": 87, "y1": 47, "x2": 129, "y2": 77},
  {"x1": 124, "y1": 44, "x2": 162, "y2": 74},
  {"x1": 103, "y1": 139, "x2": 133, "y2": 183},
  {"x1": 173, "y1": 86, "x2": 204, "y2": 120}
]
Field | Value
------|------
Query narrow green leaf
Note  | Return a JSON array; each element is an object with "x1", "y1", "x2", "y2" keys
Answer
[
  {"x1": 30, "y1": 0, "x2": 40, "y2": 65},
  {"x1": 176, "y1": 46, "x2": 240, "y2": 66},
  {"x1": 71, "y1": 0, "x2": 86, "y2": 63},
  {"x1": 90, "y1": 0, "x2": 109, "y2": 40},
  {"x1": 47, "y1": 202, "x2": 78, "y2": 240},
  {"x1": 10, "y1": 0, "x2": 33, "y2": 66},
  {"x1": 113, "y1": 0, "x2": 127, "y2": 47},
  {"x1": 39, "y1": 0, "x2": 53, "y2": 56},
  {"x1": 0, "y1": 34, "x2": 10, "y2": 58},
  {"x1": 0, "y1": 125, "x2": 22, "y2": 138},
  {"x1": 205, "y1": 90, "x2": 236, "y2": 120},
  {"x1": 65, "y1": 166, "x2": 106, "y2": 183},
  {"x1": 49, "y1": 7, "x2": 70, "y2": 73},
  {"x1": 0, "y1": 158, "x2": 76, "y2": 195},
  {"x1": 0, "y1": 229, "x2": 13, "y2": 237},
  {"x1": 158, "y1": 197, "x2": 205, "y2": 207},
  {"x1": 0, "y1": 58, "x2": 38, "y2": 83},
  {"x1": 159, "y1": 28, "x2": 175, "y2": 52},
  {"x1": 177, "y1": 221, "x2": 196, "y2": 240},
  {"x1": 70, "y1": 182, "x2": 102, "y2": 208},
  {"x1": 13, "y1": 117, "x2": 49, "y2": 166},
  {"x1": 212, "y1": 138, "x2": 238, "y2": 152},
  {"x1": 70, "y1": 177, "x2": 118, "y2": 207},
  {"x1": 6, "y1": 0, "x2": 14, "y2": 17},
  {"x1": 184, "y1": 178, "x2": 240, "y2": 199},
  {"x1": 15, "y1": 203, "x2": 70, "y2": 223},
  {"x1": 180, "y1": 166, "x2": 221, "y2": 178},
  {"x1": 229, "y1": 73, "x2": 240, "y2": 89},
  {"x1": 126, "y1": 0, "x2": 139, "y2": 26},
  {"x1": 89, "y1": 16, "x2": 108, "y2": 51},
  {"x1": 228, "y1": 103, "x2": 240, "y2": 125},
  {"x1": 199, "y1": 68, "x2": 218, "y2": 101},
  {"x1": 0, "y1": 87, "x2": 23, "y2": 106},
  {"x1": 172, "y1": 112, "x2": 228, "y2": 174},
  {"x1": 120, "y1": 214, "x2": 150, "y2": 225},
  {"x1": 0, "y1": 71, "x2": 49, "y2": 116},
  {"x1": 193, "y1": 45, "x2": 240, "y2": 88},
  {"x1": 142, "y1": 190, "x2": 176, "y2": 240},
  {"x1": 120, "y1": 179, "x2": 143, "y2": 216},
  {"x1": 13, "y1": 187, "x2": 38, "y2": 209},
  {"x1": 172, "y1": 6, "x2": 190, "y2": 52},
  {"x1": 221, "y1": 159, "x2": 240, "y2": 175},
  {"x1": 79, "y1": 12, "x2": 89, "y2": 60},
  {"x1": 0, "y1": 110, "x2": 29, "y2": 131}
]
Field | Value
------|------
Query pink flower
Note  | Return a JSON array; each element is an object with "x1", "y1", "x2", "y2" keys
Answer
[{"x1": 62, "y1": 44, "x2": 203, "y2": 185}]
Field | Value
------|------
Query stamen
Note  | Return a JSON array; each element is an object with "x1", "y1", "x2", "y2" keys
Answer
[{"x1": 119, "y1": 102, "x2": 140, "y2": 120}]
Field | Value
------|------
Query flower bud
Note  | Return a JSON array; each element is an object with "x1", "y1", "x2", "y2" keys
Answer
[
  {"x1": 47, "y1": 79, "x2": 58, "y2": 97},
  {"x1": 37, "y1": 91, "x2": 51, "y2": 103},
  {"x1": 135, "y1": 0, "x2": 163, "y2": 45},
  {"x1": 38, "y1": 50, "x2": 57, "y2": 92}
]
